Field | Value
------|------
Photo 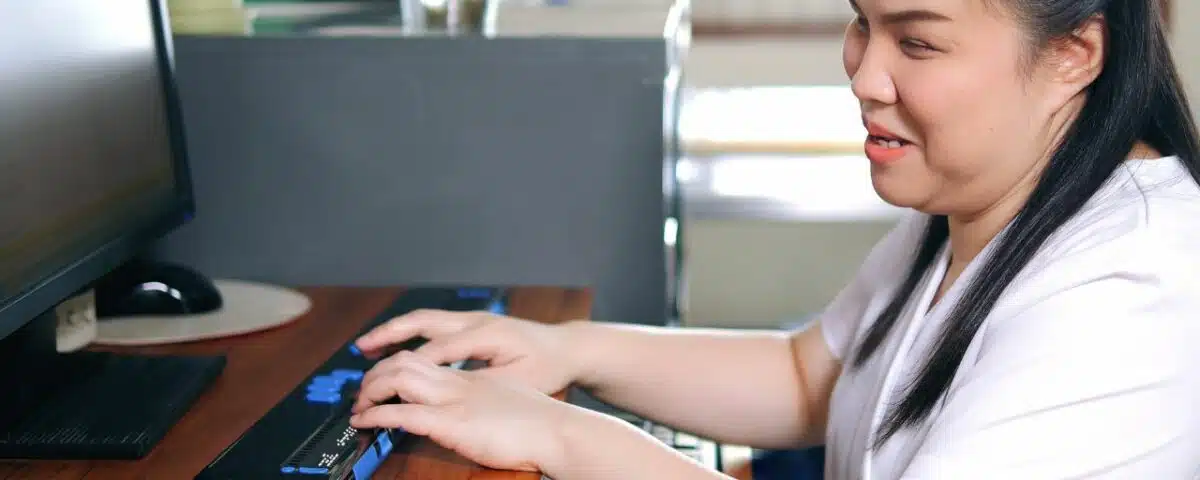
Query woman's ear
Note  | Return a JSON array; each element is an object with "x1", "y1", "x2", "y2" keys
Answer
[{"x1": 1047, "y1": 15, "x2": 1107, "y2": 92}]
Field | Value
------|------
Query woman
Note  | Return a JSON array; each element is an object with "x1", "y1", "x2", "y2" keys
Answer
[{"x1": 350, "y1": 0, "x2": 1200, "y2": 478}]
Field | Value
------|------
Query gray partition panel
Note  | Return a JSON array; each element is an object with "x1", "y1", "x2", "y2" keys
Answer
[{"x1": 151, "y1": 35, "x2": 669, "y2": 324}]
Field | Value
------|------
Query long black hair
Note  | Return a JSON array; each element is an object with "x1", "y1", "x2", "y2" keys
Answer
[{"x1": 851, "y1": 0, "x2": 1200, "y2": 446}]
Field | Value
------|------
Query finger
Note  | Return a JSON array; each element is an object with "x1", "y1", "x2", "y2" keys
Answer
[
  {"x1": 354, "y1": 355, "x2": 457, "y2": 413},
  {"x1": 353, "y1": 369, "x2": 434, "y2": 414},
  {"x1": 411, "y1": 325, "x2": 499, "y2": 366},
  {"x1": 350, "y1": 403, "x2": 438, "y2": 436},
  {"x1": 356, "y1": 309, "x2": 462, "y2": 356},
  {"x1": 360, "y1": 349, "x2": 439, "y2": 391},
  {"x1": 367, "y1": 348, "x2": 444, "y2": 381},
  {"x1": 355, "y1": 309, "x2": 474, "y2": 356},
  {"x1": 351, "y1": 366, "x2": 402, "y2": 415},
  {"x1": 355, "y1": 352, "x2": 433, "y2": 412}
]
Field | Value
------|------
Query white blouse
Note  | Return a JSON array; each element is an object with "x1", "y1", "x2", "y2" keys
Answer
[{"x1": 820, "y1": 156, "x2": 1200, "y2": 479}]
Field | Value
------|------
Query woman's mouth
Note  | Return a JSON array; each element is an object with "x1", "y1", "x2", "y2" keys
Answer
[
  {"x1": 867, "y1": 135, "x2": 909, "y2": 149},
  {"x1": 864, "y1": 135, "x2": 912, "y2": 164}
]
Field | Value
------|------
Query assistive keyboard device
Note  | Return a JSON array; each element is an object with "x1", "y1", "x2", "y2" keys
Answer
[{"x1": 197, "y1": 286, "x2": 506, "y2": 479}]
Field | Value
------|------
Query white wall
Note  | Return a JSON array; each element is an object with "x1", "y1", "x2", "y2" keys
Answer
[
  {"x1": 682, "y1": 219, "x2": 894, "y2": 328},
  {"x1": 685, "y1": 37, "x2": 849, "y2": 87},
  {"x1": 1171, "y1": 2, "x2": 1200, "y2": 120}
]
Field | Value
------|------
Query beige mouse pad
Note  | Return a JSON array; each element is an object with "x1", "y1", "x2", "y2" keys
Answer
[{"x1": 92, "y1": 279, "x2": 311, "y2": 346}]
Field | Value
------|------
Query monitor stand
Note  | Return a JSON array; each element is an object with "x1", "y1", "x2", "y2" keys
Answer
[
  {"x1": 0, "y1": 308, "x2": 67, "y2": 432},
  {"x1": 0, "y1": 305, "x2": 227, "y2": 460}
]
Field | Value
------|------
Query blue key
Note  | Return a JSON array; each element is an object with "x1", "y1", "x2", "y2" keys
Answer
[
  {"x1": 348, "y1": 344, "x2": 363, "y2": 356},
  {"x1": 331, "y1": 369, "x2": 364, "y2": 381},
  {"x1": 298, "y1": 467, "x2": 330, "y2": 474},
  {"x1": 305, "y1": 391, "x2": 341, "y2": 404},
  {"x1": 309, "y1": 375, "x2": 344, "y2": 387},
  {"x1": 352, "y1": 445, "x2": 385, "y2": 480},
  {"x1": 378, "y1": 430, "x2": 395, "y2": 452},
  {"x1": 281, "y1": 466, "x2": 297, "y2": 474},
  {"x1": 306, "y1": 383, "x2": 340, "y2": 394}
]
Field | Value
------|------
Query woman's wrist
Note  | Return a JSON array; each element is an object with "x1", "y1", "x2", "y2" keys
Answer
[
  {"x1": 538, "y1": 402, "x2": 726, "y2": 480},
  {"x1": 529, "y1": 398, "x2": 585, "y2": 476},
  {"x1": 539, "y1": 403, "x2": 627, "y2": 478},
  {"x1": 559, "y1": 320, "x2": 604, "y2": 388}
]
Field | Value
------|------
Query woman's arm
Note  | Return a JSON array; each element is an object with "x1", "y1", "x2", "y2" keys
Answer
[
  {"x1": 560, "y1": 214, "x2": 922, "y2": 449},
  {"x1": 545, "y1": 404, "x2": 738, "y2": 480},
  {"x1": 566, "y1": 320, "x2": 842, "y2": 449},
  {"x1": 349, "y1": 350, "x2": 746, "y2": 478}
]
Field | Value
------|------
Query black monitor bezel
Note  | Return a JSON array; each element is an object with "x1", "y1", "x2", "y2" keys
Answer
[{"x1": 0, "y1": 0, "x2": 197, "y2": 341}]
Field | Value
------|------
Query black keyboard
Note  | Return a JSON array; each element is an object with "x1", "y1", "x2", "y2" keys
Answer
[
  {"x1": 198, "y1": 286, "x2": 505, "y2": 480},
  {"x1": 0, "y1": 352, "x2": 226, "y2": 459}
]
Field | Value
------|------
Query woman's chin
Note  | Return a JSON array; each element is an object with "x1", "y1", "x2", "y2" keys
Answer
[{"x1": 871, "y1": 173, "x2": 928, "y2": 210}]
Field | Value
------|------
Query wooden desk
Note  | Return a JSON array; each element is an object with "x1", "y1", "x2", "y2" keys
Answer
[{"x1": 0, "y1": 286, "x2": 591, "y2": 480}]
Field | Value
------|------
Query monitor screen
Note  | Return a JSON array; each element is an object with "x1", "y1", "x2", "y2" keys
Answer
[{"x1": 0, "y1": 1, "x2": 193, "y2": 340}]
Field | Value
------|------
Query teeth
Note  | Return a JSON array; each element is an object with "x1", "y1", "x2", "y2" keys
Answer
[{"x1": 872, "y1": 137, "x2": 904, "y2": 148}]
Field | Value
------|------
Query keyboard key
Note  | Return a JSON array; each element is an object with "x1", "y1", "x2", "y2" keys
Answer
[
  {"x1": 650, "y1": 425, "x2": 674, "y2": 444},
  {"x1": 330, "y1": 369, "x2": 364, "y2": 381},
  {"x1": 305, "y1": 392, "x2": 341, "y2": 404},
  {"x1": 673, "y1": 432, "x2": 700, "y2": 448}
]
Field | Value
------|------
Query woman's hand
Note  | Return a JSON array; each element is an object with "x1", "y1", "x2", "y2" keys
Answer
[
  {"x1": 349, "y1": 351, "x2": 570, "y2": 472},
  {"x1": 351, "y1": 352, "x2": 738, "y2": 480},
  {"x1": 354, "y1": 309, "x2": 582, "y2": 398}
]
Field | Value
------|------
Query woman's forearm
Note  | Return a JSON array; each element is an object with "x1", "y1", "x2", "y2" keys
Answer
[
  {"x1": 542, "y1": 405, "x2": 735, "y2": 480},
  {"x1": 562, "y1": 321, "x2": 814, "y2": 449}
]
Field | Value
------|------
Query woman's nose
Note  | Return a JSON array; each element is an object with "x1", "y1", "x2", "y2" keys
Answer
[{"x1": 850, "y1": 46, "x2": 898, "y2": 106}]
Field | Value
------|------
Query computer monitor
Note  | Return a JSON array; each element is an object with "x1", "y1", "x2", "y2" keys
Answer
[
  {"x1": 0, "y1": 0, "x2": 201, "y2": 438},
  {"x1": 0, "y1": 2, "x2": 193, "y2": 341}
]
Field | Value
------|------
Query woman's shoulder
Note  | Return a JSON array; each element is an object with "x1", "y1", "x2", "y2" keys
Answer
[
  {"x1": 973, "y1": 159, "x2": 1200, "y2": 401},
  {"x1": 995, "y1": 155, "x2": 1200, "y2": 324},
  {"x1": 1030, "y1": 156, "x2": 1200, "y2": 270}
]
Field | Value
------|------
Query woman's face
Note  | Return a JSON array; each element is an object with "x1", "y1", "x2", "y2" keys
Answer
[{"x1": 843, "y1": 0, "x2": 1098, "y2": 219}]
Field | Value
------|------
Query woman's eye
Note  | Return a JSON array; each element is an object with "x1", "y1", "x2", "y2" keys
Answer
[{"x1": 900, "y1": 39, "x2": 935, "y2": 53}]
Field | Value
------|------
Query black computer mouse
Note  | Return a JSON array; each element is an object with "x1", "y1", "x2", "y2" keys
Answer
[{"x1": 94, "y1": 261, "x2": 223, "y2": 317}]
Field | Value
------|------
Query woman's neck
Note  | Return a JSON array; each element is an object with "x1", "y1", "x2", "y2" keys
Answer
[
  {"x1": 946, "y1": 211, "x2": 1010, "y2": 269},
  {"x1": 946, "y1": 141, "x2": 1162, "y2": 274},
  {"x1": 931, "y1": 203, "x2": 1019, "y2": 306}
]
